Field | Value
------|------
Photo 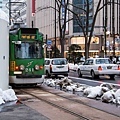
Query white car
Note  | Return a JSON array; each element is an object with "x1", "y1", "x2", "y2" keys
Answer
[
  {"x1": 45, "y1": 58, "x2": 69, "y2": 77},
  {"x1": 69, "y1": 62, "x2": 84, "y2": 71},
  {"x1": 77, "y1": 58, "x2": 120, "y2": 79}
]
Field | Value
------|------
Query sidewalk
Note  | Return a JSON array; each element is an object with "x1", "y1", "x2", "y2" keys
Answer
[{"x1": 0, "y1": 102, "x2": 49, "y2": 120}]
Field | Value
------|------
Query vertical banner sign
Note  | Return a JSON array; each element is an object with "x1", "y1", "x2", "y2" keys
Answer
[
  {"x1": 61, "y1": 0, "x2": 69, "y2": 35},
  {"x1": 32, "y1": 0, "x2": 35, "y2": 16},
  {"x1": 47, "y1": 40, "x2": 52, "y2": 51}
]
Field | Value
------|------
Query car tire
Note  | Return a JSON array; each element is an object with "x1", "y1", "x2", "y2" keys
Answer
[
  {"x1": 78, "y1": 69, "x2": 82, "y2": 78},
  {"x1": 64, "y1": 74, "x2": 68, "y2": 77},
  {"x1": 46, "y1": 71, "x2": 51, "y2": 78},
  {"x1": 109, "y1": 75, "x2": 115, "y2": 80},
  {"x1": 54, "y1": 75, "x2": 58, "y2": 78},
  {"x1": 91, "y1": 70, "x2": 99, "y2": 79}
]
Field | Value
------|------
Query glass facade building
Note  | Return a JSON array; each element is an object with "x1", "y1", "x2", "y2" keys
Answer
[{"x1": 73, "y1": 0, "x2": 93, "y2": 33}]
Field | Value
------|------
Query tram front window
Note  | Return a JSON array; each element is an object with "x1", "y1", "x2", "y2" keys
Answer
[{"x1": 15, "y1": 42, "x2": 43, "y2": 58}]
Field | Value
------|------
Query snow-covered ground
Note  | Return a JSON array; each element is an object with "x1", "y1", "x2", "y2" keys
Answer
[
  {"x1": 44, "y1": 77, "x2": 120, "y2": 105},
  {"x1": 0, "y1": 88, "x2": 18, "y2": 105},
  {"x1": 1, "y1": 77, "x2": 120, "y2": 106}
]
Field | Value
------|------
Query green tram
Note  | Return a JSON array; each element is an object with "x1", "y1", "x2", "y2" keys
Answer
[{"x1": 9, "y1": 24, "x2": 45, "y2": 86}]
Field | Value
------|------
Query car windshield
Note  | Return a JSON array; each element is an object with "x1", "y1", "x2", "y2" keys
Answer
[
  {"x1": 95, "y1": 59, "x2": 112, "y2": 64},
  {"x1": 15, "y1": 41, "x2": 43, "y2": 59},
  {"x1": 52, "y1": 59, "x2": 67, "y2": 65}
]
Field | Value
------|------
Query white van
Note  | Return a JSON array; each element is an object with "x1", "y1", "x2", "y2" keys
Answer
[{"x1": 45, "y1": 58, "x2": 69, "y2": 77}]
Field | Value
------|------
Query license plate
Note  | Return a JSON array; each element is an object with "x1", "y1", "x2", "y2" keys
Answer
[
  {"x1": 107, "y1": 66, "x2": 112, "y2": 69},
  {"x1": 57, "y1": 66, "x2": 64, "y2": 68}
]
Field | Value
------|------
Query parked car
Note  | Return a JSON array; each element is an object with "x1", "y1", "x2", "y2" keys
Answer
[
  {"x1": 77, "y1": 58, "x2": 120, "y2": 79},
  {"x1": 45, "y1": 58, "x2": 69, "y2": 77},
  {"x1": 69, "y1": 61, "x2": 84, "y2": 71},
  {"x1": 68, "y1": 63, "x2": 75, "y2": 71}
]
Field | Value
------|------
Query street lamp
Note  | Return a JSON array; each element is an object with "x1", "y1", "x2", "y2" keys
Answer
[{"x1": 104, "y1": 26, "x2": 107, "y2": 57}]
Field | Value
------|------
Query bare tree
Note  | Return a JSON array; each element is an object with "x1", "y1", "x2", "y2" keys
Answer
[
  {"x1": 36, "y1": 0, "x2": 71, "y2": 58},
  {"x1": 67, "y1": 0, "x2": 106, "y2": 59},
  {"x1": 37, "y1": 0, "x2": 117, "y2": 59},
  {"x1": 58, "y1": 0, "x2": 110, "y2": 59},
  {"x1": 55, "y1": 0, "x2": 70, "y2": 57}
]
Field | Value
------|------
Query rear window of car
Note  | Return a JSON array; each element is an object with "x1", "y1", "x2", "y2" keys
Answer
[
  {"x1": 45, "y1": 60, "x2": 50, "y2": 65},
  {"x1": 95, "y1": 59, "x2": 112, "y2": 64},
  {"x1": 52, "y1": 59, "x2": 68, "y2": 65}
]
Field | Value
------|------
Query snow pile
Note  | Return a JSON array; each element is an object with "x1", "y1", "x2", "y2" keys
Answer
[
  {"x1": 44, "y1": 77, "x2": 120, "y2": 105},
  {"x1": 84, "y1": 86, "x2": 103, "y2": 98},
  {"x1": 113, "y1": 89, "x2": 120, "y2": 105},
  {"x1": 0, "y1": 88, "x2": 18, "y2": 105},
  {"x1": 101, "y1": 90, "x2": 115, "y2": 103}
]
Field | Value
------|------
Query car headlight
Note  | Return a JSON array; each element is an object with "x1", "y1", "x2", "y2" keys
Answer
[
  {"x1": 35, "y1": 65, "x2": 39, "y2": 70},
  {"x1": 19, "y1": 65, "x2": 25, "y2": 71}
]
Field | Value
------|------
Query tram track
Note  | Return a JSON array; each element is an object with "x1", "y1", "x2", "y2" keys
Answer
[
  {"x1": 17, "y1": 88, "x2": 90, "y2": 120},
  {"x1": 40, "y1": 85, "x2": 120, "y2": 118},
  {"x1": 15, "y1": 86, "x2": 120, "y2": 120}
]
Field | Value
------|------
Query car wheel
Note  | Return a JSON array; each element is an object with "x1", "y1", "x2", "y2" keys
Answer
[
  {"x1": 91, "y1": 70, "x2": 99, "y2": 79},
  {"x1": 78, "y1": 69, "x2": 82, "y2": 78},
  {"x1": 46, "y1": 71, "x2": 51, "y2": 78},
  {"x1": 55, "y1": 75, "x2": 58, "y2": 78},
  {"x1": 64, "y1": 74, "x2": 68, "y2": 77},
  {"x1": 109, "y1": 75, "x2": 115, "y2": 80}
]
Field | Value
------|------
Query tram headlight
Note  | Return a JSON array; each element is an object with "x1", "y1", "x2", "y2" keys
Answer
[
  {"x1": 35, "y1": 65, "x2": 39, "y2": 70},
  {"x1": 20, "y1": 65, "x2": 25, "y2": 71}
]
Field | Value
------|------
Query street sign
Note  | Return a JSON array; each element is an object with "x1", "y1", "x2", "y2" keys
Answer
[
  {"x1": 47, "y1": 40, "x2": 52, "y2": 45},
  {"x1": 47, "y1": 40, "x2": 52, "y2": 51},
  {"x1": 47, "y1": 45, "x2": 51, "y2": 49}
]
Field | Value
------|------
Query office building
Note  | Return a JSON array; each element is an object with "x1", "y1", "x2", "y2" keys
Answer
[{"x1": 28, "y1": 0, "x2": 120, "y2": 57}]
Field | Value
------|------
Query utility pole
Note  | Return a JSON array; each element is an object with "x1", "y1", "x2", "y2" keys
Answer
[
  {"x1": 9, "y1": 0, "x2": 11, "y2": 25},
  {"x1": 104, "y1": 0, "x2": 108, "y2": 57},
  {"x1": 112, "y1": 0, "x2": 115, "y2": 56},
  {"x1": 45, "y1": 34, "x2": 47, "y2": 58},
  {"x1": 54, "y1": 0, "x2": 56, "y2": 58},
  {"x1": 119, "y1": 0, "x2": 120, "y2": 38}
]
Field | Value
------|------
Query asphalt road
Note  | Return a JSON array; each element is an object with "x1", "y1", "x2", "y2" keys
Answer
[{"x1": 69, "y1": 70, "x2": 120, "y2": 89}]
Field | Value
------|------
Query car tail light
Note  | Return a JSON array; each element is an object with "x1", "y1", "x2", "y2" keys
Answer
[
  {"x1": 15, "y1": 66, "x2": 19, "y2": 71},
  {"x1": 50, "y1": 65, "x2": 52, "y2": 72},
  {"x1": 98, "y1": 66, "x2": 102, "y2": 71},
  {"x1": 118, "y1": 66, "x2": 120, "y2": 70}
]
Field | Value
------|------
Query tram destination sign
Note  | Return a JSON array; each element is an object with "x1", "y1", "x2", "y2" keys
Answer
[{"x1": 20, "y1": 35, "x2": 37, "y2": 40}]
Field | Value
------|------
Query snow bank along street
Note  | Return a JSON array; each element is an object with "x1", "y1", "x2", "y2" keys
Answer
[
  {"x1": 0, "y1": 76, "x2": 120, "y2": 107},
  {"x1": 44, "y1": 77, "x2": 120, "y2": 106},
  {"x1": 0, "y1": 88, "x2": 18, "y2": 105}
]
